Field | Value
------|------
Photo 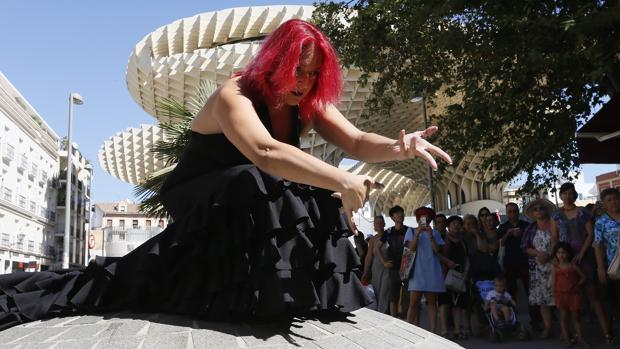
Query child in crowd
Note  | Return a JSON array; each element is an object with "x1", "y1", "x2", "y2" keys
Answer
[
  {"x1": 485, "y1": 276, "x2": 517, "y2": 325},
  {"x1": 552, "y1": 242, "x2": 588, "y2": 347}
]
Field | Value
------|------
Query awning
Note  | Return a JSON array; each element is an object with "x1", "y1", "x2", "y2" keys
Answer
[{"x1": 576, "y1": 94, "x2": 620, "y2": 164}]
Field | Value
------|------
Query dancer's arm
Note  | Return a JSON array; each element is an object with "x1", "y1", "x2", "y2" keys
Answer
[{"x1": 313, "y1": 104, "x2": 452, "y2": 168}]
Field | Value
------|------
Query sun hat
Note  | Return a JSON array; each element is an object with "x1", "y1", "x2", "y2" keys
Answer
[
  {"x1": 414, "y1": 206, "x2": 436, "y2": 221},
  {"x1": 524, "y1": 198, "x2": 556, "y2": 221}
]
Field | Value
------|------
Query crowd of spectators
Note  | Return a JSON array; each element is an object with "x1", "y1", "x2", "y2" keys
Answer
[{"x1": 356, "y1": 184, "x2": 620, "y2": 346}]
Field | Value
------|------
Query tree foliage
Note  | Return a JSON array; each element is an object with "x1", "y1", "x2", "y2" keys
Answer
[{"x1": 313, "y1": 0, "x2": 620, "y2": 192}]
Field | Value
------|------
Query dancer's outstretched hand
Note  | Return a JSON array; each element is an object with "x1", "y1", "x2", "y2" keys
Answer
[
  {"x1": 396, "y1": 127, "x2": 452, "y2": 169},
  {"x1": 332, "y1": 175, "x2": 384, "y2": 234}
]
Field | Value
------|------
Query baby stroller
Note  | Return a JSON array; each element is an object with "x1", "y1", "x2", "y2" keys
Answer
[{"x1": 475, "y1": 280, "x2": 529, "y2": 342}]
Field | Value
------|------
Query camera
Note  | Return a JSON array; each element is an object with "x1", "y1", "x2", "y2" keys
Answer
[{"x1": 419, "y1": 215, "x2": 428, "y2": 228}]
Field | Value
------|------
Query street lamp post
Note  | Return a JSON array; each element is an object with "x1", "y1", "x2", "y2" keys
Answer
[
  {"x1": 62, "y1": 93, "x2": 83, "y2": 269},
  {"x1": 412, "y1": 92, "x2": 436, "y2": 210}
]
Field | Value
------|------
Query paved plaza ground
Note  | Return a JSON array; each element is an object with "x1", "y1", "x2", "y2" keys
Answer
[
  {"x1": 0, "y1": 308, "x2": 462, "y2": 349},
  {"x1": 0, "y1": 304, "x2": 617, "y2": 348}
]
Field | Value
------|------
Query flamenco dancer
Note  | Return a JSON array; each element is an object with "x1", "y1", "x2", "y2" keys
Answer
[{"x1": 0, "y1": 19, "x2": 451, "y2": 330}]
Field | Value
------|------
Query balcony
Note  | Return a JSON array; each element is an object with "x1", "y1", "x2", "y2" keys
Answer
[
  {"x1": 48, "y1": 210, "x2": 56, "y2": 222},
  {"x1": 1, "y1": 187, "x2": 12, "y2": 202},
  {"x1": 28, "y1": 164, "x2": 38, "y2": 181},
  {"x1": 18, "y1": 195, "x2": 26, "y2": 209},
  {"x1": 1, "y1": 142, "x2": 15, "y2": 164},
  {"x1": 39, "y1": 171, "x2": 47, "y2": 186},
  {"x1": 16, "y1": 155, "x2": 28, "y2": 173},
  {"x1": 29, "y1": 201, "x2": 37, "y2": 213}
]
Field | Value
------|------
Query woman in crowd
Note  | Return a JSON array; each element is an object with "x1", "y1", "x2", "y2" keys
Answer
[
  {"x1": 0, "y1": 19, "x2": 451, "y2": 329},
  {"x1": 594, "y1": 187, "x2": 620, "y2": 345},
  {"x1": 552, "y1": 182, "x2": 610, "y2": 341},
  {"x1": 405, "y1": 207, "x2": 445, "y2": 332},
  {"x1": 362, "y1": 215, "x2": 391, "y2": 314},
  {"x1": 438, "y1": 215, "x2": 470, "y2": 339},
  {"x1": 522, "y1": 198, "x2": 558, "y2": 339},
  {"x1": 462, "y1": 214, "x2": 482, "y2": 336}
]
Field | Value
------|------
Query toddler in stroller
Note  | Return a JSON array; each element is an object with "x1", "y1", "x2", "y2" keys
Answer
[{"x1": 476, "y1": 276, "x2": 528, "y2": 342}]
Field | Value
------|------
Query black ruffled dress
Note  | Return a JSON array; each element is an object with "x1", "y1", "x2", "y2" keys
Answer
[{"x1": 0, "y1": 104, "x2": 371, "y2": 330}]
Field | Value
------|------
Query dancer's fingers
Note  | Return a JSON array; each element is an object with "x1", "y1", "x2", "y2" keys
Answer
[
  {"x1": 422, "y1": 126, "x2": 438, "y2": 138},
  {"x1": 427, "y1": 144, "x2": 453, "y2": 165},
  {"x1": 418, "y1": 149, "x2": 438, "y2": 170}
]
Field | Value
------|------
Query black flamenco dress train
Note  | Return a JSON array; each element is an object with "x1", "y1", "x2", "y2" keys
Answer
[{"x1": 0, "y1": 105, "x2": 371, "y2": 330}]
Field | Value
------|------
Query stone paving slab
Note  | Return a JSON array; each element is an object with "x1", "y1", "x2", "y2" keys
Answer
[{"x1": 0, "y1": 308, "x2": 463, "y2": 349}]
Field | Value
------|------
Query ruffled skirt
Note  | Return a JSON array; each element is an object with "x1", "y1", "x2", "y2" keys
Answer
[{"x1": 0, "y1": 165, "x2": 371, "y2": 330}]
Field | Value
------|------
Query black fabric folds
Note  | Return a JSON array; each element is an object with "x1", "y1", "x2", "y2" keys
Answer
[{"x1": 0, "y1": 106, "x2": 371, "y2": 330}]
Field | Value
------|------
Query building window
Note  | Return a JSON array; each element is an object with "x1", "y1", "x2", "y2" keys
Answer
[
  {"x1": 28, "y1": 240, "x2": 34, "y2": 252},
  {"x1": 119, "y1": 204, "x2": 126, "y2": 212},
  {"x1": 145, "y1": 220, "x2": 151, "y2": 228},
  {"x1": 2, "y1": 187, "x2": 12, "y2": 201},
  {"x1": 158, "y1": 220, "x2": 164, "y2": 228},
  {"x1": 132, "y1": 220, "x2": 138, "y2": 229},
  {"x1": 1, "y1": 233, "x2": 9, "y2": 247},
  {"x1": 106, "y1": 219, "x2": 112, "y2": 227},
  {"x1": 119, "y1": 219, "x2": 125, "y2": 227},
  {"x1": 29, "y1": 201, "x2": 37, "y2": 213},
  {"x1": 16, "y1": 240, "x2": 23, "y2": 251},
  {"x1": 18, "y1": 195, "x2": 26, "y2": 208}
]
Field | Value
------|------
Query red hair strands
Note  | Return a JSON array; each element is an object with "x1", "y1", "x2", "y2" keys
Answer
[{"x1": 240, "y1": 19, "x2": 342, "y2": 121}]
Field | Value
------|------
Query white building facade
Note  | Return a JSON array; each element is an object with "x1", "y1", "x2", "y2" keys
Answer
[
  {"x1": 0, "y1": 72, "x2": 59, "y2": 272},
  {"x1": 90, "y1": 200, "x2": 167, "y2": 259},
  {"x1": 55, "y1": 143, "x2": 93, "y2": 268}
]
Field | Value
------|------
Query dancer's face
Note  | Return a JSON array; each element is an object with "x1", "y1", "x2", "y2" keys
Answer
[{"x1": 283, "y1": 47, "x2": 321, "y2": 106}]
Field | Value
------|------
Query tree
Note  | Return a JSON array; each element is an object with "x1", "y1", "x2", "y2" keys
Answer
[
  {"x1": 134, "y1": 81, "x2": 216, "y2": 217},
  {"x1": 313, "y1": 0, "x2": 620, "y2": 192}
]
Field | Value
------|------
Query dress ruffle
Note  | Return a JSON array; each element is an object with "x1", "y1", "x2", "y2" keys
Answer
[{"x1": 0, "y1": 165, "x2": 371, "y2": 330}]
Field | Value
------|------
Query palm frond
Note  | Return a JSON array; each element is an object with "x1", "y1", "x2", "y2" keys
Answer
[
  {"x1": 134, "y1": 79, "x2": 217, "y2": 218},
  {"x1": 187, "y1": 80, "x2": 218, "y2": 114}
]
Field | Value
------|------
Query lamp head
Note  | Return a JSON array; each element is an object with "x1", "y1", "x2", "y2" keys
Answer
[{"x1": 70, "y1": 93, "x2": 84, "y2": 105}]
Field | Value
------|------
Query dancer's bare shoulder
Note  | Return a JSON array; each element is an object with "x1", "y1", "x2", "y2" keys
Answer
[{"x1": 191, "y1": 77, "x2": 252, "y2": 135}]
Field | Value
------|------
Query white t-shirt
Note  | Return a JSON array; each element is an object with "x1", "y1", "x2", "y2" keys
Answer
[{"x1": 485, "y1": 290, "x2": 512, "y2": 305}]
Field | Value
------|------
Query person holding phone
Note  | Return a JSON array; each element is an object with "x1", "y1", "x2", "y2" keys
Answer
[{"x1": 405, "y1": 207, "x2": 446, "y2": 332}]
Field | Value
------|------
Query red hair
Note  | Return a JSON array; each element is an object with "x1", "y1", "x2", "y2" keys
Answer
[{"x1": 239, "y1": 19, "x2": 342, "y2": 121}]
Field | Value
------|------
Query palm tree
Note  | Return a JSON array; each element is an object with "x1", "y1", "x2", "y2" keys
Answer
[{"x1": 134, "y1": 80, "x2": 217, "y2": 218}]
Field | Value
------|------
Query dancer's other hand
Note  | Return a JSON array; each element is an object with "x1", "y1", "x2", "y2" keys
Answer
[{"x1": 332, "y1": 175, "x2": 384, "y2": 234}]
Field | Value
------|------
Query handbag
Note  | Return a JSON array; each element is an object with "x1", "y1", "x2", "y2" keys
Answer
[
  {"x1": 607, "y1": 238, "x2": 620, "y2": 280},
  {"x1": 399, "y1": 246, "x2": 416, "y2": 281},
  {"x1": 445, "y1": 266, "x2": 466, "y2": 293}
]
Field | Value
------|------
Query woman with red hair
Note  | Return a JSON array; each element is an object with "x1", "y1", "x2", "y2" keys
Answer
[{"x1": 0, "y1": 19, "x2": 451, "y2": 328}]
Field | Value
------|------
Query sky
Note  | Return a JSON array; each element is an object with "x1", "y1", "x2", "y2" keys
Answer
[{"x1": 1, "y1": 1, "x2": 616, "y2": 204}]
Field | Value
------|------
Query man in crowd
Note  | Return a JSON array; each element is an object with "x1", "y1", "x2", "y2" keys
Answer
[
  {"x1": 497, "y1": 202, "x2": 542, "y2": 330},
  {"x1": 434, "y1": 214, "x2": 448, "y2": 240},
  {"x1": 375, "y1": 205, "x2": 411, "y2": 317}
]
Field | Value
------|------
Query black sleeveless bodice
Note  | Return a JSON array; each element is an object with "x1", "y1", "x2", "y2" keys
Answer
[{"x1": 161, "y1": 104, "x2": 300, "y2": 197}]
